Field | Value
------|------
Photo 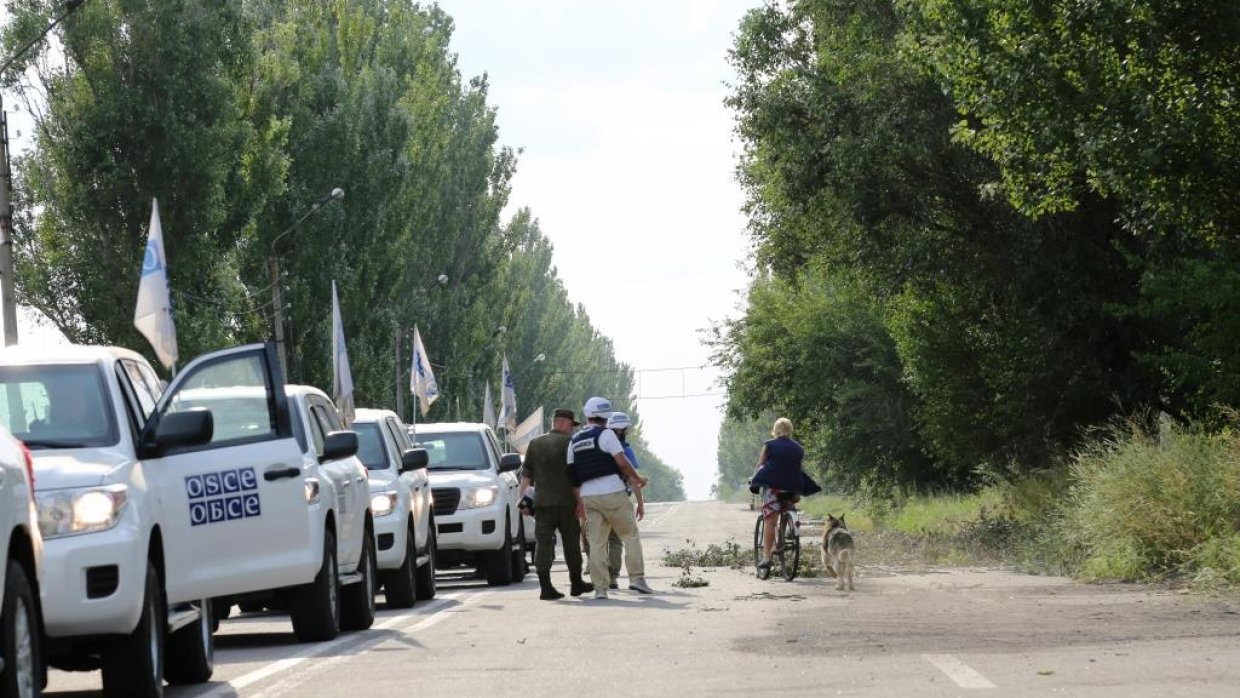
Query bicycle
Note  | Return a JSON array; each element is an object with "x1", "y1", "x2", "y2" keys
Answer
[{"x1": 753, "y1": 491, "x2": 801, "y2": 581}]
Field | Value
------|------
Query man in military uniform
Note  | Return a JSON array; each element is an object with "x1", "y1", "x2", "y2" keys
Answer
[
  {"x1": 569, "y1": 397, "x2": 651, "y2": 599},
  {"x1": 520, "y1": 408, "x2": 594, "y2": 600}
]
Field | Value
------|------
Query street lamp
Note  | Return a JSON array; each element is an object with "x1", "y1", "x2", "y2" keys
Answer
[
  {"x1": 269, "y1": 187, "x2": 344, "y2": 376},
  {"x1": 0, "y1": 0, "x2": 88, "y2": 346}
]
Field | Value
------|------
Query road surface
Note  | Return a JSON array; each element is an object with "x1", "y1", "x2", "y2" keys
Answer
[{"x1": 46, "y1": 500, "x2": 1240, "y2": 697}]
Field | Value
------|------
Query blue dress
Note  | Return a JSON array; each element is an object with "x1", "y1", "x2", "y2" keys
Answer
[{"x1": 750, "y1": 436, "x2": 822, "y2": 496}]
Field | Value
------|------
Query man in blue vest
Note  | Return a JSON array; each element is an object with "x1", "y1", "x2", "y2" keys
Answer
[{"x1": 568, "y1": 396, "x2": 651, "y2": 599}]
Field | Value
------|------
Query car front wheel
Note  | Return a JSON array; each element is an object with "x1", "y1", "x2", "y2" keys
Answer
[
  {"x1": 485, "y1": 518, "x2": 514, "y2": 586},
  {"x1": 382, "y1": 527, "x2": 416, "y2": 609},
  {"x1": 0, "y1": 559, "x2": 40, "y2": 698},
  {"x1": 165, "y1": 598, "x2": 214, "y2": 685},
  {"x1": 291, "y1": 531, "x2": 340, "y2": 642},
  {"x1": 341, "y1": 532, "x2": 376, "y2": 631},
  {"x1": 101, "y1": 563, "x2": 164, "y2": 698}
]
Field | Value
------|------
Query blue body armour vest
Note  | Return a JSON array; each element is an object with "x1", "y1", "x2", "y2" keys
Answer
[{"x1": 568, "y1": 425, "x2": 620, "y2": 487}]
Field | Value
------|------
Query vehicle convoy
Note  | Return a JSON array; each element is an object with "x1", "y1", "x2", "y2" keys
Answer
[
  {"x1": 0, "y1": 426, "x2": 42, "y2": 698},
  {"x1": 0, "y1": 343, "x2": 373, "y2": 698},
  {"x1": 352, "y1": 409, "x2": 435, "y2": 606},
  {"x1": 410, "y1": 423, "x2": 527, "y2": 586}
]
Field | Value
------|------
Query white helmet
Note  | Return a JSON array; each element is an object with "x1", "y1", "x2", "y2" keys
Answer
[
  {"x1": 583, "y1": 396, "x2": 613, "y2": 419},
  {"x1": 607, "y1": 411, "x2": 632, "y2": 431}
]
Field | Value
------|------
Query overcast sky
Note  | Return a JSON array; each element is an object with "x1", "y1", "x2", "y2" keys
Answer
[{"x1": 437, "y1": 0, "x2": 758, "y2": 499}]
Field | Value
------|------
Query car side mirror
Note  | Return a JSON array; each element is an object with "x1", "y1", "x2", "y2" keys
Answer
[
  {"x1": 400, "y1": 448, "x2": 428, "y2": 473},
  {"x1": 498, "y1": 453, "x2": 522, "y2": 473},
  {"x1": 153, "y1": 409, "x2": 214, "y2": 452},
  {"x1": 321, "y1": 430, "x2": 359, "y2": 462}
]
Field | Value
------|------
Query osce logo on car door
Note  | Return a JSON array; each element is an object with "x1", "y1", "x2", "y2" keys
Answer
[{"x1": 185, "y1": 468, "x2": 261, "y2": 526}]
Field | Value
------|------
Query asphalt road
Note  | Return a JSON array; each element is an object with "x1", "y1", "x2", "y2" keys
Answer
[{"x1": 46, "y1": 500, "x2": 1240, "y2": 697}]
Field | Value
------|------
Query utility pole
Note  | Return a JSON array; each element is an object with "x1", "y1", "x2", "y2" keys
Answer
[
  {"x1": 0, "y1": 96, "x2": 17, "y2": 346},
  {"x1": 0, "y1": 1, "x2": 89, "y2": 346},
  {"x1": 267, "y1": 187, "x2": 343, "y2": 378},
  {"x1": 269, "y1": 255, "x2": 287, "y2": 376},
  {"x1": 394, "y1": 324, "x2": 404, "y2": 420}
]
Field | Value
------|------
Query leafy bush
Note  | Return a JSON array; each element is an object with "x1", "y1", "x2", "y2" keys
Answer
[
  {"x1": 662, "y1": 539, "x2": 750, "y2": 569},
  {"x1": 1064, "y1": 422, "x2": 1240, "y2": 584}
]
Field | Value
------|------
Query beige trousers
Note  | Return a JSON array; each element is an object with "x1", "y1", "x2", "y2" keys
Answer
[{"x1": 583, "y1": 490, "x2": 644, "y2": 588}]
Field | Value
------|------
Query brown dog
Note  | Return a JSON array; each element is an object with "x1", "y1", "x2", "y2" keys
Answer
[{"x1": 821, "y1": 514, "x2": 855, "y2": 590}]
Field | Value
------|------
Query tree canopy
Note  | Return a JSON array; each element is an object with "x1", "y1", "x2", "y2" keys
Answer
[
  {"x1": 3, "y1": 0, "x2": 684, "y2": 500},
  {"x1": 716, "y1": 0, "x2": 1240, "y2": 495}
]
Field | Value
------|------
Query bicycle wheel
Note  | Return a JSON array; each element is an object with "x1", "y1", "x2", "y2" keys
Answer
[
  {"x1": 753, "y1": 515, "x2": 770, "y2": 580},
  {"x1": 781, "y1": 513, "x2": 800, "y2": 581}
]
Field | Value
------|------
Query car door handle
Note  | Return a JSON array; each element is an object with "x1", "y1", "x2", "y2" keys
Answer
[
  {"x1": 354, "y1": 476, "x2": 365, "y2": 483},
  {"x1": 342, "y1": 479, "x2": 353, "y2": 487},
  {"x1": 263, "y1": 466, "x2": 301, "y2": 481}
]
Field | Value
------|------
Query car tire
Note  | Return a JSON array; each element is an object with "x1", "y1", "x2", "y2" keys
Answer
[
  {"x1": 510, "y1": 517, "x2": 528, "y2": 582},
  {"x1": 382, "y1": 527, "x2": 416, "y2": 609},
  {"x1": 485, "y1": 518, "x2": 514, "y2": 586},
  {"x1": 414, "y1": 529, "x2": 437, "y2": 601},
  {"x1": 341, "y1": 531, "x2": 377, "y2": 631},
  {"x1": 165, "y1": 598, "x2": 214, "y2": 685},
  {"x1": 101, "y1": 563, "x2": 164, "y2": 698},
  {"x1": 291, "y1": 530, "x2": 340, "y2": 642},
  {"x1": 1, "y1": 559, "x2": 40, "y2": 698}
]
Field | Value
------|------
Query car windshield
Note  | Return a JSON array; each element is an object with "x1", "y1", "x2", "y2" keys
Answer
[
  {"x1": 0, "y1": 364, "x2": 119, "y2": 449},
  {"x1": 415, "y1": 431, "x2": 488, "y2": 471},
  {"x1": 353, "y1": 423, "x2": 390, "y2": 470}
]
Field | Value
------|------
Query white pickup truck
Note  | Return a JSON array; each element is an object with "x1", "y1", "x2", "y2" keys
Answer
[
  {"x1": 184, "y1": 385, "x2": 377, "y2": 635},
  {"x1": 0, "y1": 342, "x2": 374, "y2": 698},
  {"x1": 353, "y1": 409, "x2": 435, "y2": 606},
  {"x1": 0, "y1": 426, "x2": 42, "y2": 698},
  {"x1": 411, "y1": 423, "x2": 527, "y2": 586}
]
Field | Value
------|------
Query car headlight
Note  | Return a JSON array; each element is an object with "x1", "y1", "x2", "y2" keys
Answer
[
  {"x1": 36, "y1": 484, "x2": 128, "y2": 539},
  {"x1": 370, "y1": 490, "x2": 399, "y2": 517},
  {"x1": 460, "y1": 486, "x2": 499, "y2": 509}
]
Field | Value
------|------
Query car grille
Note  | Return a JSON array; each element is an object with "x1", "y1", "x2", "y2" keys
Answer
[{"x1": 432, "y1": 488, "x2": 461, "y2": 516}]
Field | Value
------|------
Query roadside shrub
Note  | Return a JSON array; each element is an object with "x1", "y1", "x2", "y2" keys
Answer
[
  {"x1": 662, "y1": 539, "x2": 749, "y2": 569},
  {"x1": 1065, "y1": 422, "x2": 1240, "y2": 584}
]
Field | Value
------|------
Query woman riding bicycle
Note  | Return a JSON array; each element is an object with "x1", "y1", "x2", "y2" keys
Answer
[{"x1": 750, "y1": 417, "x2": 821, "y2": 574}]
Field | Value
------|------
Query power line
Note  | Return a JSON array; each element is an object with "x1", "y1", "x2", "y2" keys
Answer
[
  {"x1": 545, "y1": 363, "x2": 722, "y2": 376},
  {"x1": 635, "y1": 391, "x2": 726, "y2": 401}
]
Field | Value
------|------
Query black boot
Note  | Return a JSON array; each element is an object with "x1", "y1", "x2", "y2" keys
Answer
[
  {"x1": 538, "y1": 571, "x2": 565, "y2": 601},
  {"x1": 569, "y1": 569, "x2": 594, "y2": 597}
]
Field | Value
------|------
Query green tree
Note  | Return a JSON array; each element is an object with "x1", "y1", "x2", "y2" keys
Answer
[
  {"x1": 905, "y1": 0, "x2": 1240, "y2": 239},
  {"x1": 8, "y1": 0, "x2": 279, "y2": 360},
  {"x1": 723, "y1": 0, "x2": 1167, "y2": 490},
  {"x1": 714, "y1": 411, "x2": 775, "y2": 498}
]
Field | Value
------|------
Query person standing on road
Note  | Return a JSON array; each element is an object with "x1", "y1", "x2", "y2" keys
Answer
[
  {"x1": 520, "y1": 408, "x2": 595, "y2": 600},
  {"x1": 599, "y1": 411, "x2": 644, "y2": 589},
  {"x1": 569, "y1": 397, "x2": 651, "y2": 599}
]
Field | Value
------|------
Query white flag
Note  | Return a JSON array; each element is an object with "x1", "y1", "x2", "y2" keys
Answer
[
  {"x1": 509, "y1": 407, "x2": 545, "y2": 455},
  {"x1": 410, "y1": 325, "x2": 439, "y2": 417},
  {"x1": 331, "y1": 281, "x2": 355, "y2": 425},
  {"x1": 482, "y1": 382, "x2": 497, "y2": 430},
  {"x1": 498, "y1": 354, "x2": 517, "y2": 431},
  {"x1": 133, "y1": 199, "x2": 178, "y2": 370}
]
